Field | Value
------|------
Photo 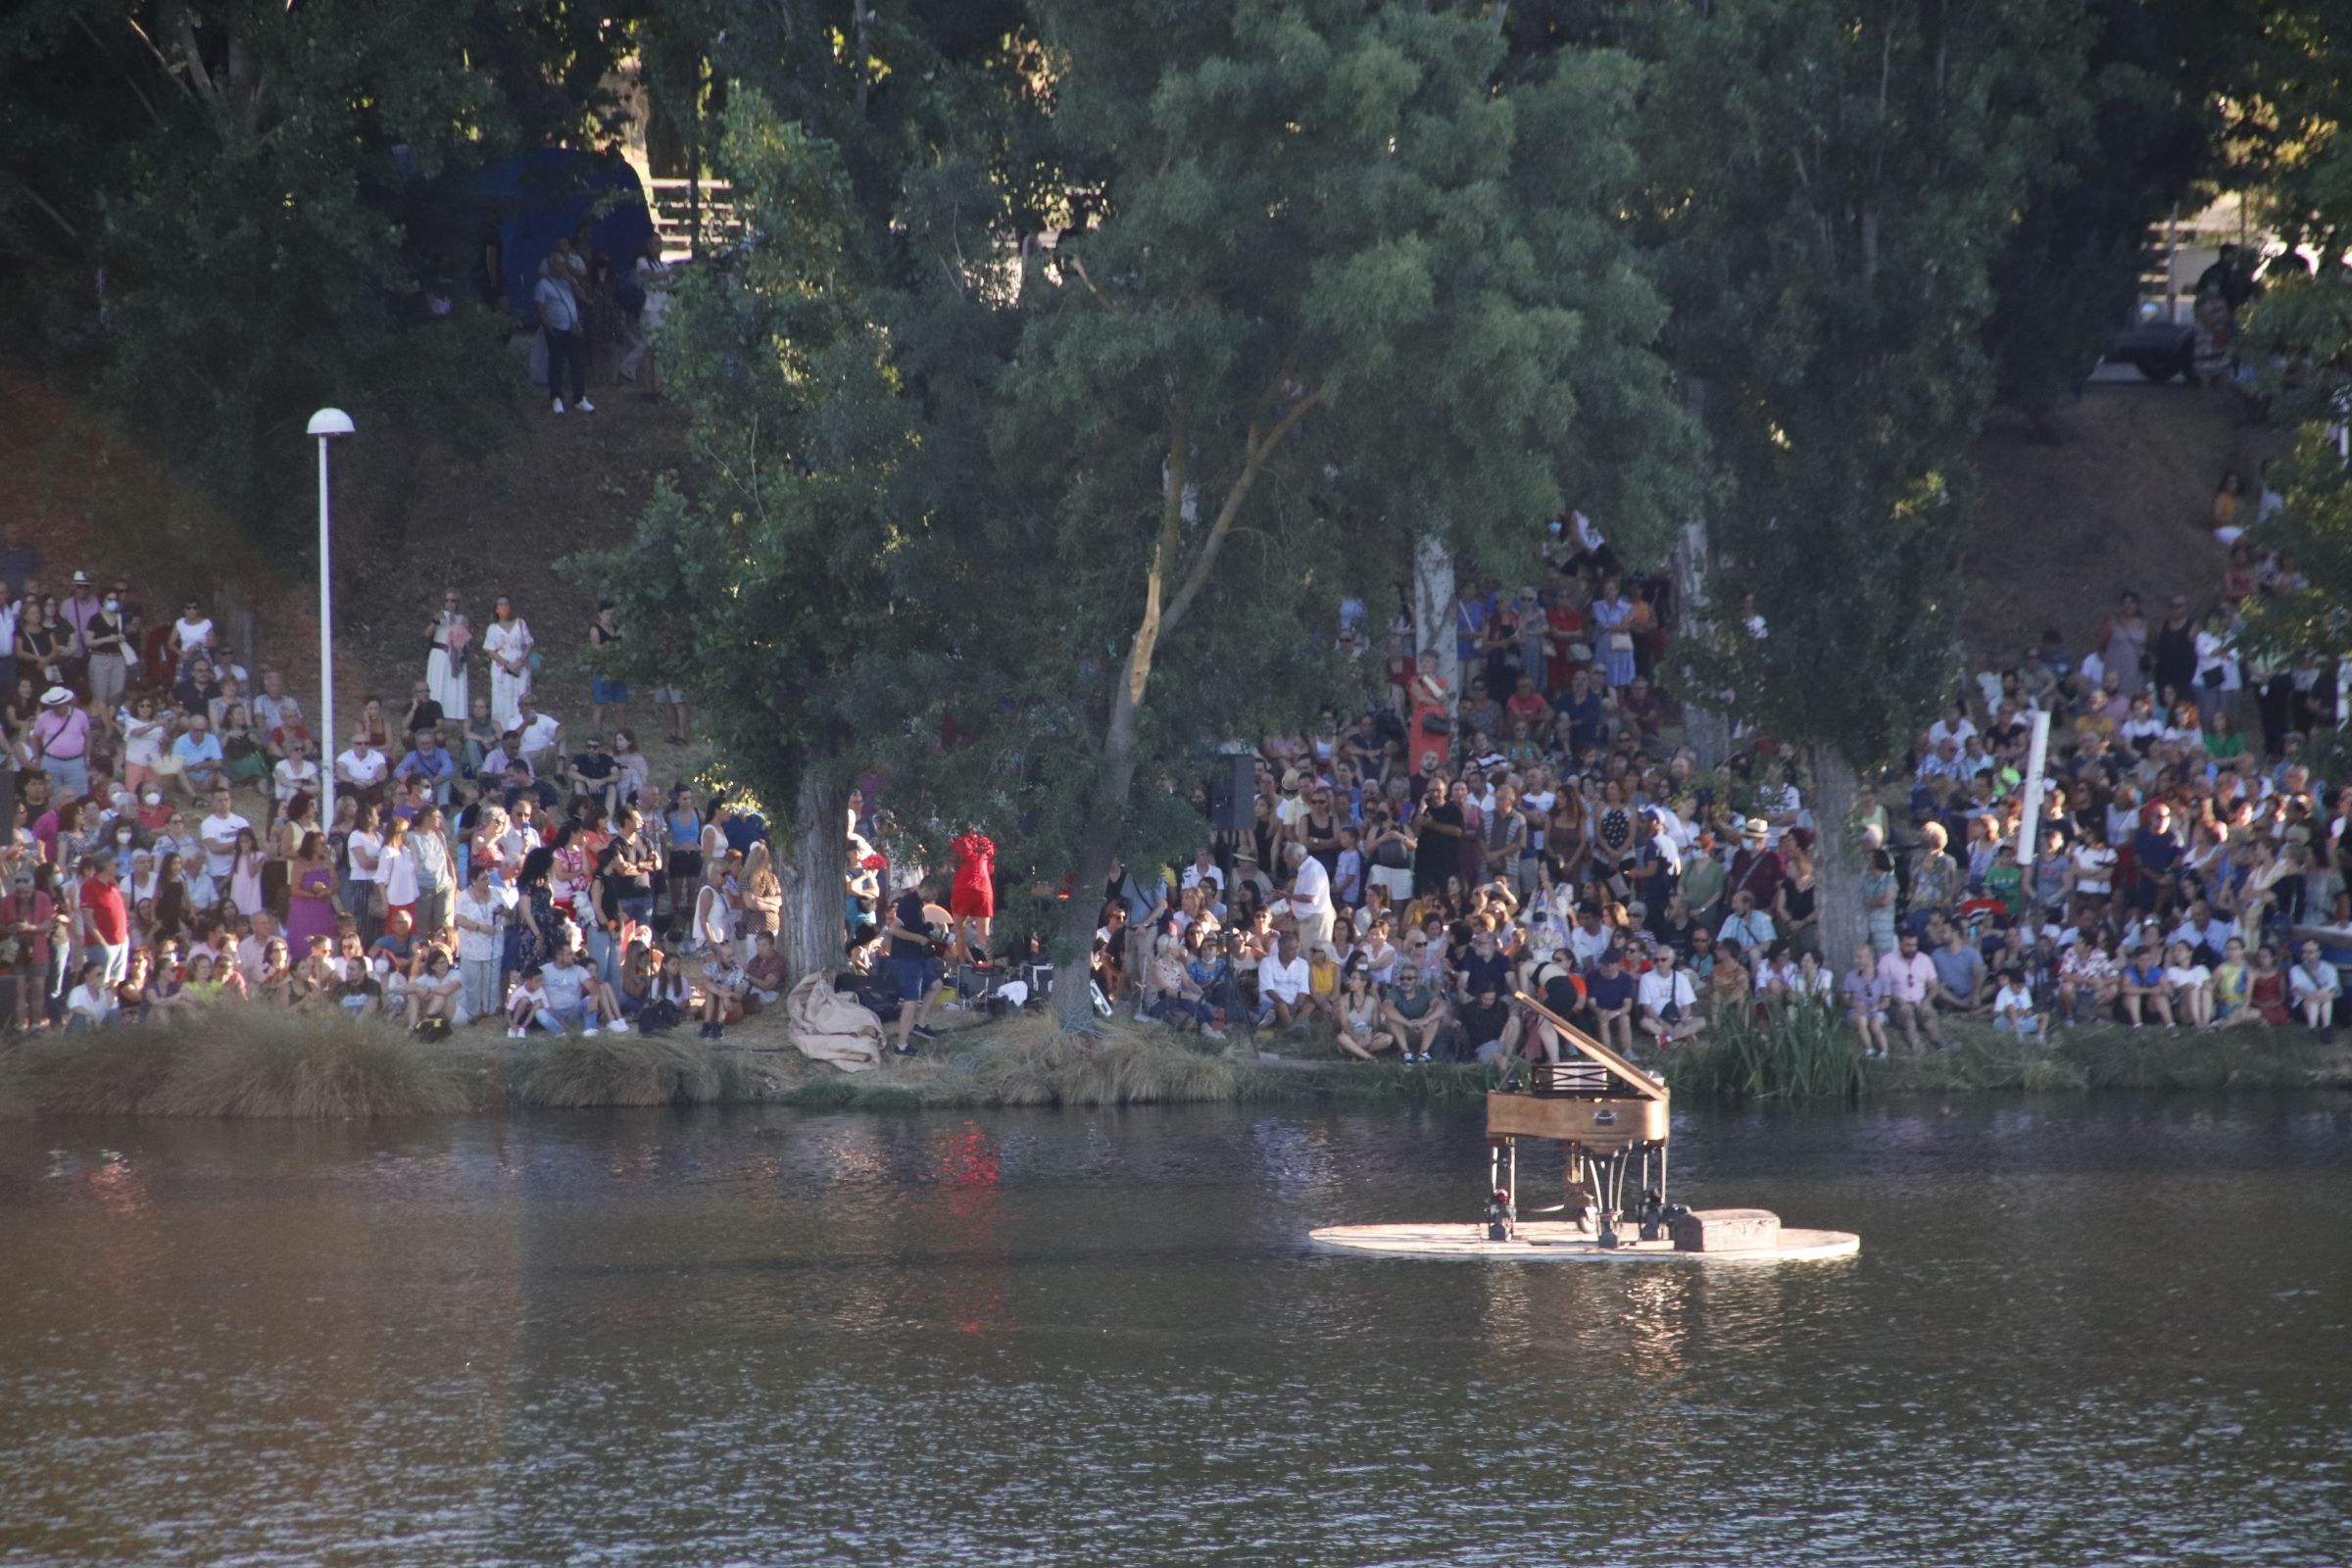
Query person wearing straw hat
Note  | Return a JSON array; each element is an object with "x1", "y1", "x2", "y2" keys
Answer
[
  {"x1": 28, "y1": 687, "x2": 91, "y2": 802},
  {"x1": 1726, "y1": 816, "x2": 1783, "y2": 912}
]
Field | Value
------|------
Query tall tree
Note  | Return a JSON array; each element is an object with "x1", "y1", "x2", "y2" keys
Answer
[
  {"x1": 594, "y1": 0, "x2": 1697, "y2": 1026},
  {"x1": 1631, "y1": 0, "x2": 2091, "y2": 963}
]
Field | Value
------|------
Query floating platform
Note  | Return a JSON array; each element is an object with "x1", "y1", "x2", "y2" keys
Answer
[{"x1": 1307, "y1": 1219, "x2": 1860, "y2": 1264}]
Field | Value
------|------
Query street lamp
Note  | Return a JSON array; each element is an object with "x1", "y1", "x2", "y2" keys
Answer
[{"x1": 308, "y1": 409, "x2": 354, "y2": 829}]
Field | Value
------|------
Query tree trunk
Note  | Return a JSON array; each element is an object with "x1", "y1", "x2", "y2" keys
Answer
[
  {"x1": 1410, "y1": 536, "x2": 1457, "y2": 710},
  {"x1": 1669, "y1": 515, "x2": 1733, "y2": 767},
  {"x1": 779, "y1": 769, "x2": 849, "y2": 989},
  {"x1": 1809, "y1": 741, "x2": 1866, "y2": 970},
  {"x1": 1053, "y1": 684, "x2": 1148, "y2": 1032}
]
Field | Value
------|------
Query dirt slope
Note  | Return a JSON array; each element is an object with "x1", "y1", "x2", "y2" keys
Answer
[
  {"x1": 1963, "y1": 384, "x2": 2289, "y2": 662},
  {"x1": 3, "y1": 362, "x2": 2298, "y2": 764}
]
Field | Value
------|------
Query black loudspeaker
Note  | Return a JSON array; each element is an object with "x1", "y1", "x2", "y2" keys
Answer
[{"x1": 1209, "y1": 755, "x2": 1257, "y2": 834}]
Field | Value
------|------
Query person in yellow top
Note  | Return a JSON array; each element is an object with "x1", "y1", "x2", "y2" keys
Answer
[{"x1": 1307, "y1": 944, "x2": 1342, "y2": 1024}]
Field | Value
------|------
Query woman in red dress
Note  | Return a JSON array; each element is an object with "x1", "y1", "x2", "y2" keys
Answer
[{"x1": 950, "y1": 828, "x2": 998, "y2": 959}]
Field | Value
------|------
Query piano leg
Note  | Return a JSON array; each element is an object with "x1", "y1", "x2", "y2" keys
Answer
[{"x1": 1563, "y1": 1147, "x2": 1592, "y2": 1232}]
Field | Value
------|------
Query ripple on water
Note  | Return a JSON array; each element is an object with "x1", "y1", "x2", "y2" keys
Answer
[{"x1": 0, "y1": 1097, "x2": 2347, "y2": 1565}]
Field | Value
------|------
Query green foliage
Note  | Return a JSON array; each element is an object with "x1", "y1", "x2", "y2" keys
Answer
[
  {"x1": 1664, "y1": 1004, "x2": 1866, "y2": 1102},
  {"x1": 1635, "y1": 0, "x2": 2090, "y2": 771},
  {"x1": 588, "y1": 3, "x2": 1696, "y2": 957},
  {"x1": 0, "y1": 0, "x2": 628, "y2": 550},
  {"x1": 1983, "y1": 0, "x2": 2238, "y2": 423}
]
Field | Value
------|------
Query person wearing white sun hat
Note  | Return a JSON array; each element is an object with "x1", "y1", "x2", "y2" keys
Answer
[{"x1": 29, "y1": 686, "x2": 91, "y2": 801}]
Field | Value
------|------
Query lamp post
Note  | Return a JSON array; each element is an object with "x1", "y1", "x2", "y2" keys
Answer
[{"x1": 308, "y1": 409, "x2": 355, "y2": 829}]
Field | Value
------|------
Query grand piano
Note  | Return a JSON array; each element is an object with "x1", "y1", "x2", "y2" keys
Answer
[{"x1": 1488, "y1": 990, "x2": 1674, "y2": 1249}]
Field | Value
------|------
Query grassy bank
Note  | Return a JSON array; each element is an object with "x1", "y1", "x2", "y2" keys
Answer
[{"x1": 4, "y1": 1005, "x2": 2347, "y2": 1120}]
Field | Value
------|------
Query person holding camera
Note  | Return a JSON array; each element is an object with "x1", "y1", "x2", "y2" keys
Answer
[{"x1": 885, "y1": 871, "x2": 946, "y2": 1056}]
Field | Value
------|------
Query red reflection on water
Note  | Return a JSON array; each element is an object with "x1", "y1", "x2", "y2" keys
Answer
[
  {"x1": 934, "y1": 1124, "x2": 1002, "y2": 1191},
  {"x1": 82, "y1": 1155, "x2": 151, "y2": 1218},
  {"x1": 931, "y1": 1124, "x2": 1012, "y2": 1338}
]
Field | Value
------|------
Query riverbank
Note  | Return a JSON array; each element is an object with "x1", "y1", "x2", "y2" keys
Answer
[{"x1": 4, "y1": 1004, "x2": 2349, "y2": 1120}]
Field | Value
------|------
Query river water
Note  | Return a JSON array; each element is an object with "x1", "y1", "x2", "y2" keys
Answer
[{"x1": 2, "y1": 1094, "x2": 2347, "y2": 1566}]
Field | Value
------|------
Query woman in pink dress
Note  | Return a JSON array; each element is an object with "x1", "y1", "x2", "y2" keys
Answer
[{"x1": 284, "y1": 831, "x2": 342, "y2": 952}]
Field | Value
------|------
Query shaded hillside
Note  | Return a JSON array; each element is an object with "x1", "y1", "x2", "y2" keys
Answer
[{"x1": 1964, "y1": 385, "x2": 2289, "y2": 662}]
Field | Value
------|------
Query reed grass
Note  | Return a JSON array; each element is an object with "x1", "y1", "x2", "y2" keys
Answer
[
  {"x1": 1664, "y1": 1004, "x2": 1868, "y2": 1101},
  {"x1": 506, "y1": 1031, "x2": 728, "y2": 1108},
  {"x1": 949, "y1": 1017, "x2": 1271, "y2": 1107},
  {"x1": 0, "y1": 1006, "x2": 473, "y2": 1118},
  {"x1": 1, "y1": 1026, "x2": 194, "y2": 1116}
]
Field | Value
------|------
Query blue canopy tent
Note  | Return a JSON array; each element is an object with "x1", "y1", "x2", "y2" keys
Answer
[{"x1": 459, "y1": 149, "x2": 657, "y2": 325}]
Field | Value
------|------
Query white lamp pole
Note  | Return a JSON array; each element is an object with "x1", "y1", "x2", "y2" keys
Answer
[{"x1": 307, "y1": 409, "x2": 355, "y2": 830}]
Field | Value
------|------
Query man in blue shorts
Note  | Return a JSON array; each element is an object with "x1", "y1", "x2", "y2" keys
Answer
[{"x1": 884, "y1": 873, "x2": 946, "y2": 1056}]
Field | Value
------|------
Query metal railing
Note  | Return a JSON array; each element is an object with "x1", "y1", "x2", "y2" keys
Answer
[{"x1": 645, "y1": 177, "x2": 743, "y2": 263}]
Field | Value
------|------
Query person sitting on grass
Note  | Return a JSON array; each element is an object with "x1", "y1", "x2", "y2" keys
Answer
[
  {"x1": 1930, "y1": 923, "x2": 1987, "y2": 1017},
  {"x1": 1878, "y1": 930, "x2": 1944, "y2": 1051},
  {"x1": 1584, "y1": 947, "x2": 1638, "y2": 1054},
  {"x1": 2164, "y1": 940, "x2": 2215, "y2": 1030},
  {"x1": 64, "y1": 958, "x2": 117, "y2": 1033},
  {"x1": 2057, "y1": 936, "x2": 2120, "y2": 1027},
  {"x1": 1990, "y1": 968, "x2": 2046, "y2": 1044},
  {"x1": 1456, "y1": 983, "x2": 1516, "y2": 1064},
  {"x1": 2119, "y1": 946, "x2": 2175, "y2": 1029},
  {"x1": 2207, "y1": 935, "x2": 2253, "y2": 1027},
  {"x1": 1383, "y1": 965, "x2": 1448, "y2": 1063},
  {"x1": 535, "y1": 944, "x2": 627, "y2": 1036},
  {"x1": 408, "y1": 948, "x2": 465, "y2": 1036},
  {"x1": 1186, "y1": 933, "x2": 1237, "y2": 1042},
  {"x1": 2289, "y1": 941, "x2": 2338, "y2": 1041},
  {"x1": 697, "y1": 949, "x2": 746, "y2": 1042},
  {"x1": 743, "y1": 931, "x2": 788, "y2": 1009},
  {"x1": 180, "y1": 951, "x2": 243, "y2": 1004},
  {"x1": 507, "y1": 964, "x2": 552, "y2": 1037},
  {"x1": 334, "y1": 932, "x2": 382, "y2": 1015},
  {"x1": 1639, "y1": 944, "x2": 1705, "y2": 1048},
  {"x1": 1839, "y1": 944, "x2": 1891, "y2": 1057},
  {"x1": 1333, "y1": 962, "x2": 1397, "y2": 1061},
  {"x1": 1256, "y1": 931, "x2": 1313, "y2": 1035}
]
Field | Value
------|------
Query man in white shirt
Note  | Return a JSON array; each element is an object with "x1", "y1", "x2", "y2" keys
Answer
[
  {"x1": 1179, "y1": 849, "x2": 1224, "y2": 895},
  {"x1": 514, "y1": 695, "x2": 564, "y2": 771},
  {"x1": 1567, "y1": 906, "x2": 1613, "y2": 973},
  {"x1": 252, "y1": 668, "x2": 309, "y2": 757},
  {"x1": 272, "y1": 735, "x2": 321, "y2": 808},
  {"x1": 2290, "y1": 941, "x2": 2339, "y2": 1039},
  {"x1": 1718, "y1": 889, "x2": 1777, "y2": 960},
  {"x1": 453, "y1": 864, "x2": 507, "y2": 1023},
  {"x1": 1256, "y1": 931, "x2": 1312, "y2": 1032},
  {"x1": 337, "y1": 725, "x2": 390, "y2": 807},
  {"x1": 1272, "y1": 769, "x2": 1309, "y2": 836},
  {"x1": 1637, "y1": 945, "x2": 1704, "y2": 1043},
  {"x1": 237, "y1": 911, "x2": 282, "y2": 988},
  {"x1": 1280, "y1": 841, "x2": 1334, "y2": 956},
  {"x1": 199, "y1": 786, "x2": 250, "y2": 880}
]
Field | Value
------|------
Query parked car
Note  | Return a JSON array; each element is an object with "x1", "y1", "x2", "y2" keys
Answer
[{"x1": 2109, "y1": 302, "x2": 2199, "y2": 383}]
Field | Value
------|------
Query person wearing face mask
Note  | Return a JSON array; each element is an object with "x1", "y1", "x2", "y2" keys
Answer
[
  {"x1": 81, "y1": 587, "x2": 130, "y2": 710},
  {"x1": 108, "y1": 819, "x2": 141, "y2": 880}
]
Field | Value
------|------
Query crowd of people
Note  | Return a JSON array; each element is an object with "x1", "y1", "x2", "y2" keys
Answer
[
  {"x1": 1072, "y1": 494, "x2": 2350, "y2": 1062},
  {"x1": 2, "y1": 572, "x2": 779, "y2": 1041},
  {"x1": 11, "y1": 461, "x2": 2348, "y2": 1067}
]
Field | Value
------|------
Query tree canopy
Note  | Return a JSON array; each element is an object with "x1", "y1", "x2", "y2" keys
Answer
[{"x1": 588, "y1": 0, "x2": 1700, "y2": 1011}]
